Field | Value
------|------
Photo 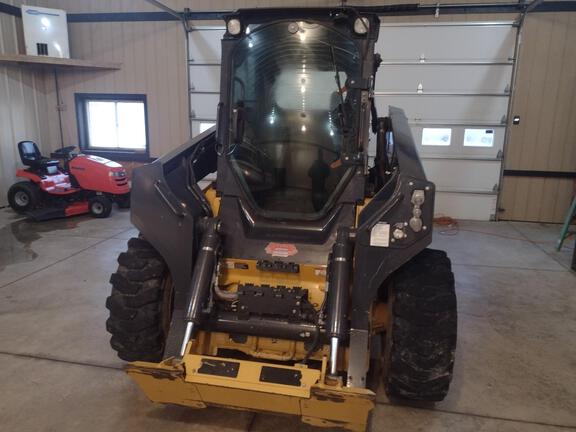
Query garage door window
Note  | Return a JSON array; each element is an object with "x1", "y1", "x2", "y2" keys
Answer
[
  {"x1": 199, "y1": 122, "x2": 216, "y2": 133},
  {"x1": 76, "y1": 93, "x2": 150, "y2": 161},
  {"x1": 464, "y1": 129, "x2": 494, "y2": 147},
  {"x1": 422, "y1": 128, "x2": 451, "y2": 146}
]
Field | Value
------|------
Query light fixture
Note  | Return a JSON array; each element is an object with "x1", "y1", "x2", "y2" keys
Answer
[
  {"x1": 300, "y1": 85, "x2": 306, "y2": 93},
  {"x1": 301, "y1": 125, "x2": 306, "y2": 132},
  {"x1": 353, "y1": 17, "x2": 370, "y2": 35},
  {"x1": 245, "y1": 26, "x2": 251, "y2": 35},
  {"x1": 227, "y1": 19, "x2": 242, "y2": 35},
  {"x1": 269, "y1": 107, "x2": 276, "y2": 125},
  {"x1": 248, "y1": 40, "x2": 254, "y2": 48},
  {"x1": 299, "y1": 30, "x2": 306, "y2": 43}
]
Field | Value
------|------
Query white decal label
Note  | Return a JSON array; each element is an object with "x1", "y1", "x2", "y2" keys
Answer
[{"x1": 370, "y1": 222, "x2": 390, "y2": 247}]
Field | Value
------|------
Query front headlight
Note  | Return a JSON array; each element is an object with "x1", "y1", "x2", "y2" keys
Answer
[
  {"x1": 110, "y1": 171, "x2": 126, "y2": 178},
  {"x1": 227, "y1": 18, "x2": 242, "y2": 36},
  {"x1": 354, "y1": 17, "x2": 370, "y2": 35}
]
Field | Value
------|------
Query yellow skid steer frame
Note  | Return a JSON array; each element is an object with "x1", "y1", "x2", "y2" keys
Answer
[{"x1": 126, "y1": 352, "x2": 375, "y2": 431}]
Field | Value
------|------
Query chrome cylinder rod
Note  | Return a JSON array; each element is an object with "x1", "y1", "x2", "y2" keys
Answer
[
  {"x1": 330, "y1": 336, "x2": 339, "y2": 376},
  {"x1": 180, "y1": 321, "x2": 194, "y2": 357}
]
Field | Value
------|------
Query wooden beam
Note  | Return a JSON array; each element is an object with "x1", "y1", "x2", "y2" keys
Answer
[{"x1": 0, "y1": 54, "x2": 121, "y2": 70}]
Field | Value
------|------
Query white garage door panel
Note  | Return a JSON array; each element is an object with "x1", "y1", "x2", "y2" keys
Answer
[
  {"x1": 376, "y1": 64, "x2": 512, "y2": 93},
  {"x1": 375, "y1": 96, "x2": 508, "y2": 123},
  {"x1": 377, "y1": 24, "x2": 516, "y2": 62},
  {"x1": 422, "y1": 159, "x2": 500, "y2": 192},
  {"x1": 188, "y1": 28, "x2": 225, "y2": 63},
  {"x1": 189, "y1": 65, "x2": 221, "y2": 92},
  {"x1": 434, "y1": 192, "x2": 497, "y2": 220},
  {"x1": 190, "y1": 93, "x2": 220, "y2": 119},
  {"x1": 187, "y1": 22, "x2": 516, "y2": 221}
]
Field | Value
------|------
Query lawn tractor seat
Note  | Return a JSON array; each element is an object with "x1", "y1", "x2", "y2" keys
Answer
[{"x1": 18, "y1": 141, "x2": 60, "y2": 175}]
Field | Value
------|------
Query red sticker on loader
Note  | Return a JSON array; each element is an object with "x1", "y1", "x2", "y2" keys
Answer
[{"x1": 265, "y1": 243, "x2": 298, "y2": 258}]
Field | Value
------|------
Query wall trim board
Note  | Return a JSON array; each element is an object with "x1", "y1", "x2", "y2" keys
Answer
[
  {"x1": 2, "y1": 2, "x2": 576, "y2": 22},
  {"x1": 67, "y1": 11, "x2": 191, "y2": 23},
  {"x1": 503, "y1": 170, "x2": 576, "y2": 179},
  {"x1": 0, "y1": 2, "x2": 20, "y2": 17}
]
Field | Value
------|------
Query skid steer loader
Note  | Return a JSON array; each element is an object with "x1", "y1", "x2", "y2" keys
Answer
[{"x1": 106, "y1": 7, "x2": 457, "y2": 431}]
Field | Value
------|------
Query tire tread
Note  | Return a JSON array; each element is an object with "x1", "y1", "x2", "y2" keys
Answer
[
  {"x1": 383, "y1": 248, "x2": 457, "y2": 402},
  {"x1": 106, "y1": 237, "x2": 169, "y2": 362}
]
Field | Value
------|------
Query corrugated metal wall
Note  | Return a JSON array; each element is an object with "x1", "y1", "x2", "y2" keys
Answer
[
  {"x1": 499, "y1": 12, "x2": 576, "y2": 223},
  {"x1": 0, "y1": 0, "x2": 51, "y2": 206},
  {"x1": 2, "y1": 0, "x2": 575, "y2": 221}
]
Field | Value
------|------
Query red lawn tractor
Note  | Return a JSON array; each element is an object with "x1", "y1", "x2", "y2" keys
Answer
[{"x1": 7, "y1": 141, "x2": 131, "y2": 221}]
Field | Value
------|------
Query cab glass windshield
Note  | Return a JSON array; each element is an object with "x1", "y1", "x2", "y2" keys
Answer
[{"x1": 229, "y1": 21, "x2": 361, "y2": 215}]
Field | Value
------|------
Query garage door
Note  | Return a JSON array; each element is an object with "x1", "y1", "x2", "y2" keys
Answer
[{"x1": 187, "y1": 21, "x2": 517, "y2": 220}]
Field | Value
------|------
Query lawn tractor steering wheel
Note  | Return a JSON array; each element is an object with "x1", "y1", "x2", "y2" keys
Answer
[{"x1": 50, "y1": 146, "x2": 77, "y2": 160}]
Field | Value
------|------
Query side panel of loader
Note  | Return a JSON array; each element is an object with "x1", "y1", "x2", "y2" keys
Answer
[{"x1": 130, "y1": 127, "x2": 218, "y2": 357}]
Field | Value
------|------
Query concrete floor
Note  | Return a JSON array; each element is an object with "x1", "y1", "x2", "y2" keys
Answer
[{"x1": 0, "y1": 208, "x2": 574, "y2": 432}]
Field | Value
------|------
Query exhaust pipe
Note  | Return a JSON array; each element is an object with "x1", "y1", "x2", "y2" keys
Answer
[
  {"x1": 325, "y1": 228, "x2": 353, "y2": 377},
  {"x1": 179, "y1": 218, "x2": 221, "y2": 357}
]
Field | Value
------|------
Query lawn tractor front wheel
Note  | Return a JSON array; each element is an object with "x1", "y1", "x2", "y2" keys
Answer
[
  {"x1": 106, "y1": 237, "x2": 173, "y2": 362},
  {"x1": 89, "y1": 195, "x2": 112, "y2": 218},
  {"x1": 383, "y1": 248, "x2": 457, "y2": 401}
]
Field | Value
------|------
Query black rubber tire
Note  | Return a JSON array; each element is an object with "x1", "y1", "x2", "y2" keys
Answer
[
  {"x1": 7, "y1": 181, "x2": 41, "y2": 213},
  {"x1": 383, "y1": 248, "x2": 457, "y2": 401},
  {"x1": 106, "y1": 237, "x2": 172, "y2": 362},
  {"x1": 89, "y1": 195, "x2": 112, "y2": 218}
]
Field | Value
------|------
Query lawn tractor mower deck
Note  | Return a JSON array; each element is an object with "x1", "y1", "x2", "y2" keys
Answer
[{"x1": 7, "y1": 141, "x2": 130, "y2": 221}]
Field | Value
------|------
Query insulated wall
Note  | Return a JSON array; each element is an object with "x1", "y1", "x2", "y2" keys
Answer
[{"x1": 0, "y1": 1, "x2": 51, "y2": 207}]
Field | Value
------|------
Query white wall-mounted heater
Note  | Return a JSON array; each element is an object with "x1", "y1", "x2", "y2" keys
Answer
[{"x1": 21, "y1": 5, "x2": 70, "y2": 58}]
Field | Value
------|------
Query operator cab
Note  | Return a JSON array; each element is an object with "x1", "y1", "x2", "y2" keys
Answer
[{"x1": 217, "y1": 10, "x2": 379, "y2": 223}]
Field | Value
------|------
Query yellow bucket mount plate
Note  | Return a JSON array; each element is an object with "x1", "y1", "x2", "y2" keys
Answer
[{"x1": 126, "y1": 354, "x2": 375, "y2": 432}]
